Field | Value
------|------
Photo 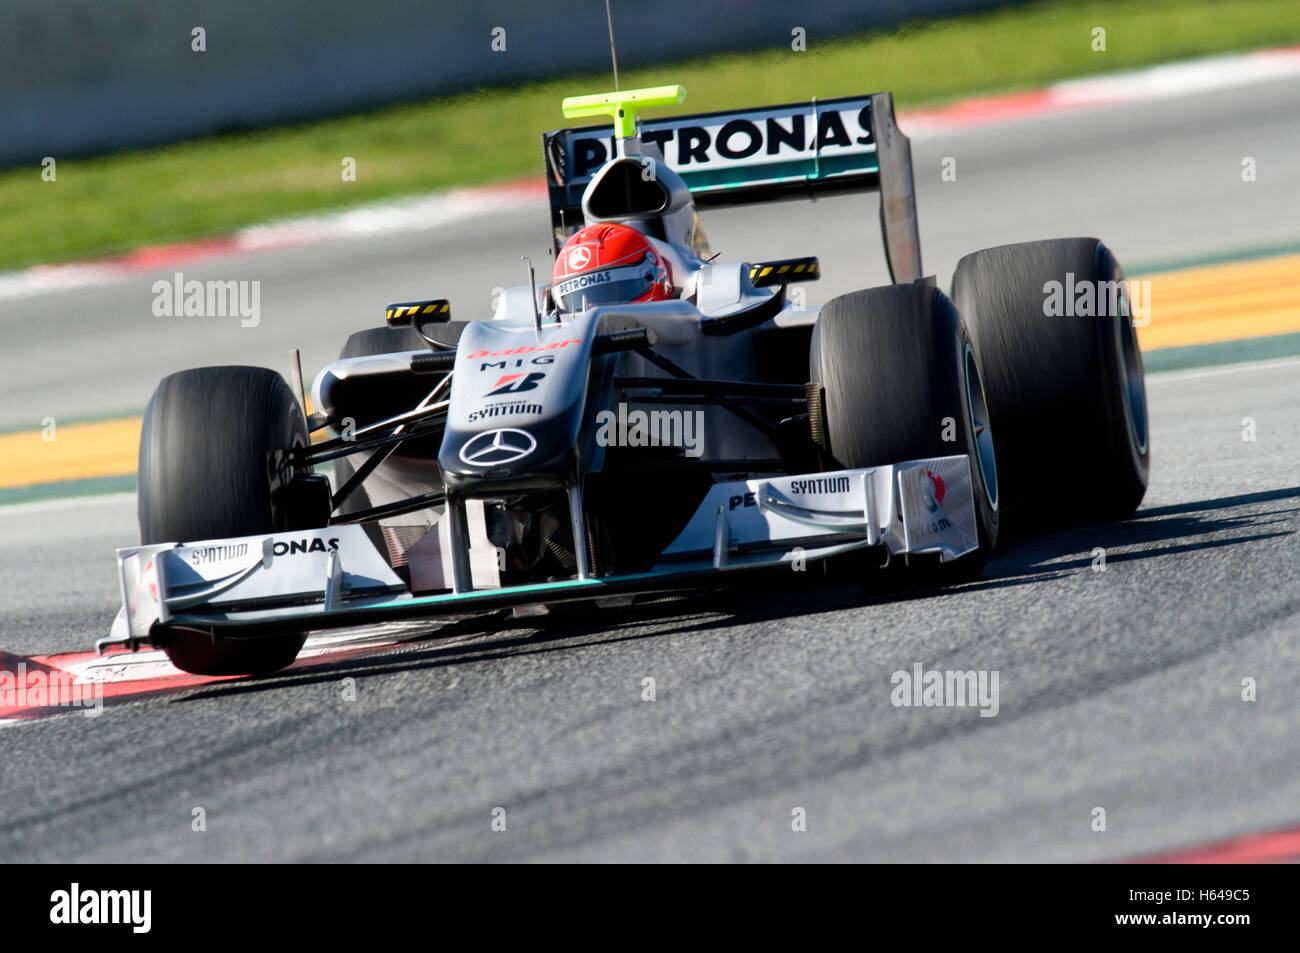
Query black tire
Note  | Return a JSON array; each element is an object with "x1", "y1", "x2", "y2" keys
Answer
[
  {"x1": 952, "y1": 238, "x2": 1148, "y2": 528},
  {"x1": 138, "y1": 366, "x2": 325, "y2": 675},
  {"x1": 810, "y1": 284, "x2": 999, "y2": 580}
]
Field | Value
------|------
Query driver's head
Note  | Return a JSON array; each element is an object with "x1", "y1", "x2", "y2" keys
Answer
[{"x1": 551, "y1": 223, "x2": 673, "y2": 312}]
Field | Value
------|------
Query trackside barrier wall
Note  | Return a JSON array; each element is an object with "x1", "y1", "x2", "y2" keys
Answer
[{"x1": 1, "y1": 0, "x2": 1022, "y2": 166}]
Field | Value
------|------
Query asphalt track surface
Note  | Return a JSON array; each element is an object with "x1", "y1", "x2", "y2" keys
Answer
[{"x1": 0, "y1": 76, "x2": 1297, "y2": 862}]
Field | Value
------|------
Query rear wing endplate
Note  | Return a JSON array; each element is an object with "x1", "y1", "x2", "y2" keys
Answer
[{"x1": 542, "y1": 92, "x2": 921, "y2": 283}]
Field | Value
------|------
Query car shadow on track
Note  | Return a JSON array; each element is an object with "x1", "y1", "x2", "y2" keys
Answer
[
  {"x1": 168, "y1": 486, "x2": 1299, "y2": 703},
  {"x1": 974, "y1": 484, "x2": 1299, "y2": 592}
]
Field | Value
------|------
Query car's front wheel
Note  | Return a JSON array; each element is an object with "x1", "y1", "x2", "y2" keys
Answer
[
  {"x1": 810, "y1": 283, "x2": 999, "y2": 581},
  {"x1": 138, "y1": 365, "x2": 328, "y2": 675}
]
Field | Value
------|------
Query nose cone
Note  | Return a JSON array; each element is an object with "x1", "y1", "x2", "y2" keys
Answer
[
  {"x1": 440, "y1": 420, "x2": 578, "y2": 491},
  {"x1": 438, "y1": 316, "x2": 599, "y2": 492}
]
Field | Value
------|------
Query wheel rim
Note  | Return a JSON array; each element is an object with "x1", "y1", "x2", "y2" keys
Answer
[
  {"x1": 964, "y1": 342, "x2": 998, "y2": 510},
  {"x1": 1116, "y1": 288, "x2": 1149, "y2": 455}
]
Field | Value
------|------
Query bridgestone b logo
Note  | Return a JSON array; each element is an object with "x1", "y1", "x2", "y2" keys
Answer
[{"x1": 484, "y1": 372, "x2": 545, "y2": 396}]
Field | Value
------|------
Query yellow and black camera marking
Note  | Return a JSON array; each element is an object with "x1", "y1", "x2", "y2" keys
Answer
[
  {"x1": 748, "y1": 257, "x2": 820, "y2": 287},
  {"x1": 385, "y1": 299, "x2": 450, "y2": 326}
]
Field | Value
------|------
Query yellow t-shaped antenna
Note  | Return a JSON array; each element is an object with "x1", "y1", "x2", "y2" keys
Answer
[{"x1": 561, "y1": 84, "x2": 686, "y2": 140}]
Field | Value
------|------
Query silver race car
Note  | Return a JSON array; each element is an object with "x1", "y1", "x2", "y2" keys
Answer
[{"x1": 103, "y1": 84, "x2": 1149, "y2": 674}]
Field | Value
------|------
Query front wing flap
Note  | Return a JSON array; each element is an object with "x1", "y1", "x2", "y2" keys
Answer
[
  {"x1": 103, "y1": 455, "x2": 978, "y2": 651},
  {"x1": 657, "y1": 453, "x2": 976, "y2": 569}
]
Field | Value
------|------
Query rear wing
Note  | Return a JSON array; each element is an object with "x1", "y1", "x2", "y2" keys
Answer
[{"x1": 542, "y1": 92, "x2": 922, "y2": 283}]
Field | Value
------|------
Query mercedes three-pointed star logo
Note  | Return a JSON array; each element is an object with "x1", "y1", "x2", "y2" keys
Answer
[{"x1": 458, "y1": 428, "x2": 538, "y2": 467}]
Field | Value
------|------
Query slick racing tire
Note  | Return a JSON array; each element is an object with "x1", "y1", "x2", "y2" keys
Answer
[
  {"x1": 138, "y1": 366, "x2": 327, "y2": 675},
  {"x1": 810, "y1": 284, "x2": 999, "y2": 580},
  {"x1": 951, "y1": 238, "x2": 1148, "y2": 529}
]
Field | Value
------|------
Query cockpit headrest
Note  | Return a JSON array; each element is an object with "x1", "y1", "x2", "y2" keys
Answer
[{"x1": 583, "y1": 157, "x2": 671, "y2": 220}]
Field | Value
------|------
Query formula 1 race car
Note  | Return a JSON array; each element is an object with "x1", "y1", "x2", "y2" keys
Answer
[{"x1": 103, "y1": 84, "x2": 1149, "y2": 675}]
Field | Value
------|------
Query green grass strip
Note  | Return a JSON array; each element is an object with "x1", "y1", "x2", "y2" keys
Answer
[{"x1": 3, "y1": 0, "x2": 1298, "y2": 272}]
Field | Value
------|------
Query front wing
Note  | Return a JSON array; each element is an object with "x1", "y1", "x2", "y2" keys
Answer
[{"x1": 101, "y1": 455, "x2": 978, "y2": 652}]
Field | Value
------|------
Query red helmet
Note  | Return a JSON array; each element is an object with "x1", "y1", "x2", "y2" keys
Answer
[{"x1": 551, "y1": 223, "x2": 673, "y2": 313}]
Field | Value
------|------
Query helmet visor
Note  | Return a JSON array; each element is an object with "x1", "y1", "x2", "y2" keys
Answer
[{"x1": 552, "y1": 259, "x2": 656, "y2": 313}]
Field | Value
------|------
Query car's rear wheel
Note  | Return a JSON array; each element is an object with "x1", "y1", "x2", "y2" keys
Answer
[
  {"x1": 810, "y1": 284, "x2": 999, "y2": 581},
  {"x1": 951, "y1": 238, "x2": 1148, "y2": 529},
  {"x1": 138, "y1": 366, "x2": 328, "y2": 675}
]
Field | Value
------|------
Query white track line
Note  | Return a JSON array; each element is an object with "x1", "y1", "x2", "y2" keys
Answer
[
  {"x1": 0, "y1": 491, "x2": 136, "y2": 516},
  {"x1": 1050, "y1": 47, "x2": 1300, "y2": 106},
  {"x1": 1146, "y1": 355, "x2": 1300, "y2": 384}
]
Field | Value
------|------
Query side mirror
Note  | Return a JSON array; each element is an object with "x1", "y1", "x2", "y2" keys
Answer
[
  {"x1": 385, "y1": 299, "x2": 450, "y2": 327},
  {"x1": 386, "y1": 299, "x2": 452, "y2": 349},
  {"x1": 748, "y1": 257, "x2": 820, "y2": 287}
]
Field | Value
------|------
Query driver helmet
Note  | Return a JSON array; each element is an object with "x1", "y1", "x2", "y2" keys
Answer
[{"x1": 551, "y1": 223, "x2": 673, "y2": 312}]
